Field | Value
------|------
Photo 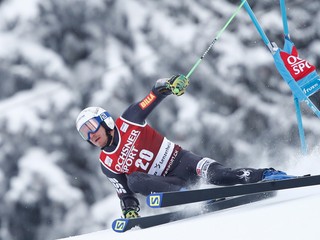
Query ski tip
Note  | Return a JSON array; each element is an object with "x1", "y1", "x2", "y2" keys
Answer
[
  {"x1": 146, "y1": 193, "x2": 163, "y2": 208},
  {"x1": 112, "y1": 218, "x2": 129, "y2": 233}
]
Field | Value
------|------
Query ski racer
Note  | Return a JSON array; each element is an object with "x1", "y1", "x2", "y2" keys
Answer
[{"x1": 76, "y1": 75, "x2": 294, "y2": 219}]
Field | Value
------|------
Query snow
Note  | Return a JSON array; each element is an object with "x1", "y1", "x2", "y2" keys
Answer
[
  {"x1": 0, "y1": 0, "x2": 40, "y2": 22},
  {"x1": 0, "y1": 33, "x2": 71, "y2": 80},
  {"x1": 0, "y1": 82, "x2": 74, "y2": 134},
  {"x1": 58, "y1": 185, "x2": 320, "y2": 240},
  {"x1": 149, "y1": 9, "x2": 197, "y2": 48},
  {"x1": 6, "y1": 148, "x2": 83, "y2": 207},
  {"x1": 57, "y1": 149, "x2": 320, "y2": 240}
]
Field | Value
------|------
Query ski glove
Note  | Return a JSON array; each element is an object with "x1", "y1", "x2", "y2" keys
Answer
[
  {"x1": 122, "y1": 208, "x2": 140, "y2": 219},
  {"x1": 166, "y1": 74, "x2": 189, "y2": 96}
]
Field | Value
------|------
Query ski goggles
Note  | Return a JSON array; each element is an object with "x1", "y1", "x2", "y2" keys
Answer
[{"x1": 78, "y1": 117, "x2": 102, "y2": 141}]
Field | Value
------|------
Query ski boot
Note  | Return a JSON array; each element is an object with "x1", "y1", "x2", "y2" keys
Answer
[{"x1": 262, "y1": 168, "x2": 297, "y2": 181}]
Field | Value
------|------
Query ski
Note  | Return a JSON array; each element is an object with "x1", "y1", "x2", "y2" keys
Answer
[
  {"x1": 112, "y1": 192, "x2": 275, "y2": 233},
  {"x1": 147, "y1": 174, "x2": 320, "y2": 208}
]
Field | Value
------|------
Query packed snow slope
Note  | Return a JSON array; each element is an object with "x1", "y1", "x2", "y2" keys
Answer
[
  {"x1": 59, "y1": 185, "x2": 320, "y2": 240},
  {"x1": 58, "y1": 152, "x2": 320, "y2": 240}
]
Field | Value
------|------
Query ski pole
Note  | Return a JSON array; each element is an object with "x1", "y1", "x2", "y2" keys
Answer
[{"x1": 186, "y1": 0, "x2": 247, "y2": 79}]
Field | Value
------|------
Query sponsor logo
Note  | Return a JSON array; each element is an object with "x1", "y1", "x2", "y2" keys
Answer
[
  {"x1": 116, "y1": 130, "x2": 140, "y2": 173},
  {"x1": 303, "y1": 83, "x2": 319, "y2": 95},
  {"x1": 139, "y1": 92, "x2": 156, "y2": 110},
  {"x1": 153, "y1": 141, "x2": 171, "y2": 172},
  {"x1": 196, "y1": 159, "x2": 206, "y2": 176},
  {"x1": 163, "y1": 149, "x2": 179, "y2": 176},
  {"x1": 99, "y1": 112, "x2": 108, "y2": 121},
  {"x1": 105, "y1": 156, "x2": 113, "y2": 167},
  {"x1": 280, "y1": 49, "x2": 315, "y2": 81},
  {"x1": 196, "y1": 158, "x2": 217, "y2": 178},
  {"x1": 120, "y1": 122, "x2": 129, "y2": 132},
  {"x1": 237, "y1": 169, "x2": 253, "y2": 182},
  {"x1": 108, "y1": 178, "x2": 127, "y2": 194},
  {"x1": 149, "y1": 195, "x2": 161, "y2": 207},
  {"x1": 113, "y1": 220, "x2": 127, "y2": 232}
]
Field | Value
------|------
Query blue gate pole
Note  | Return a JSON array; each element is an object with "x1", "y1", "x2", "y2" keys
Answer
[
  {"x1": 280, "y1": 0, "x2": 290, "y2": 38},
  {"x1": 294, "y1": 96, "x2": 307, "y2": 155},
  {"x1": 280, "y1": 0, "x2": 308, "y2": 155},
  {"x1": 242, "y1": 0, "x2": 308, "y2": 155}
]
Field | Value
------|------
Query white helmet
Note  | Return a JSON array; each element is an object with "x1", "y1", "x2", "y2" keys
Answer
[{"x1": 76, "y1": 107, "x2": 115, "y2": 141}]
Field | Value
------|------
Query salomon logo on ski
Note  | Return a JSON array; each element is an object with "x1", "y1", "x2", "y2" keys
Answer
[
  {"x1": 112, "y1": 219, "x2": 128, "y2": 233},
  {"x1": 147, "y1": 193, "x2": 163, "y2": 208}
]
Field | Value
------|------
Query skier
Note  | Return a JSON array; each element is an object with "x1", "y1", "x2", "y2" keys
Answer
[{"x1": 76, "y1": 74, "x2": 293, "y2": 218}]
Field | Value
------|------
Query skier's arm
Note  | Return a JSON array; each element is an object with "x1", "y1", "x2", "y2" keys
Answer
[
  {"x1": 122, "y1": 75, "x2": 189, "y2": 124},
  {"x1": 100, "y1": 165, "x2": 140, "y2": 218}
]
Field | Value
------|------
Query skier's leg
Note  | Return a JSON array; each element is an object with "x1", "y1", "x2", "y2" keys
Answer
[
  {"x1": 196, "y1": 158, "x2": 267, "y2": 185},
  {"x1": 127, "y1": 172, "x2": 186, "y2": 196}
]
